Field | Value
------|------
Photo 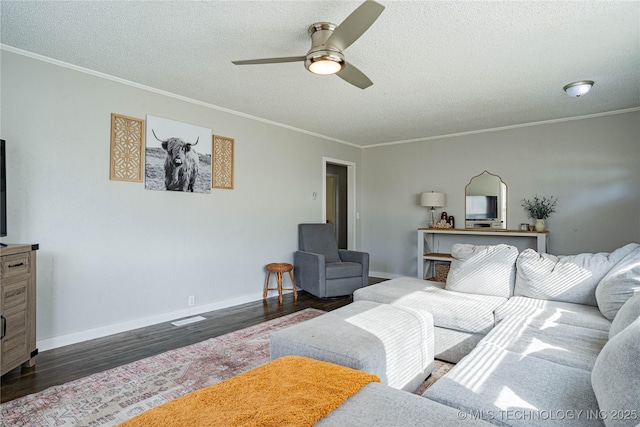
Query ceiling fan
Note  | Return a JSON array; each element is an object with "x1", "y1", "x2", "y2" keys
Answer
[{"x1": 232, "y1": 0, "x2": 385, "y2": 90}]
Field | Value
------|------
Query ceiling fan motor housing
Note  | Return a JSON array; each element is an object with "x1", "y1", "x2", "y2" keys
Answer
[{"x1": 305, "y1": 22, "x2": 345, "y2": 73}]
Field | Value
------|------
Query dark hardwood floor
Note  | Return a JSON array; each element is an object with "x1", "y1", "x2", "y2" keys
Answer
[{"x1": 0, "y1": 278, "x2": 386, "y2": 403}]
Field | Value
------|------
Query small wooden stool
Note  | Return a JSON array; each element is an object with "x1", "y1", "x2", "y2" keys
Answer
[{"x1": 264, "y1": 263, "x2": 297, "y2": 304}]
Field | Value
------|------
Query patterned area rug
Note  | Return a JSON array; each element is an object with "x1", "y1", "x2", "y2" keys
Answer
[{"x1": 1, "y1": 308, "x2": 453, "y2": 427}]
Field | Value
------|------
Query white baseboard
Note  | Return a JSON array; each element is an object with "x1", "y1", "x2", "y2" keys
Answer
[
  {"x1": 37, "y1": 292, "x2": 267, "y2": 351},
  {"x1": 38, "y1": 277, "x2": 407, "y2": 352}
]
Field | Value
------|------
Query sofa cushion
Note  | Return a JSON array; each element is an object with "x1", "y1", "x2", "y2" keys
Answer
[
  {"x1": 591, "y1": 317, "x2": 640, "y2": 427},
  {"x1": 354, "y1": 276, "x2": 507, "y2": 334},
  {"x1": 326, "y1": 262, "x2": 362, "y2": 279},
  {"x1": 514, "y1": 245, "x2": 637, "y2": 307},
  {"x1": 424, "y1": 345, "x2": 602, "y2": 427},
  {"x1": 595, "y1": 244, "x2": 640, "y2": 321},
  {"x1": 445, "y1": 244, "x2": 518, "y2": 298},
  {"x1": 316, "y1": 382, "x2": 494, "y2": 427},
  {"x1": 495, "y1": 296, "x2": 611, "y2": 332},
  {"x1": 480, "y1": 316, "x2": 608, "y2": 371},
  {"x1": 270, "y1": 301, "x2": 434, "y2": 392},
  {"x1": 609, "y1": 292, "x2": 640, "y2": 339}
]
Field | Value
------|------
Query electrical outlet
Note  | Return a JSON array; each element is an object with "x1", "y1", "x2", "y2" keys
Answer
[{"x1": 188, "y1": 295, "x2": 195, "y2": 307}]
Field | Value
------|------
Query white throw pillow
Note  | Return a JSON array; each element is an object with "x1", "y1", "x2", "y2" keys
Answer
[
  {"x1": 515, "y1": 244, "x2": 638, "y2": 306},
  {"x1": 445, "y1": 244, "x2": 518, "y2": 298},
  {"x1": 596, "y1": 244, "x2": 640, "y2": 321},
  {"x1": 591, "y1": 317, "x2": 640, "y2": 427}
]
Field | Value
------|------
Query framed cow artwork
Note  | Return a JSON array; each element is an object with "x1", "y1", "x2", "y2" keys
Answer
[{"x1": 144, "y1": 115, "x2": 212, "y2": 194}]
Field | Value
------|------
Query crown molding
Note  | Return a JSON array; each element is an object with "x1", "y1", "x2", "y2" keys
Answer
[{"x1": 0, "y1": 44, "x2": 359, "y2": 148}]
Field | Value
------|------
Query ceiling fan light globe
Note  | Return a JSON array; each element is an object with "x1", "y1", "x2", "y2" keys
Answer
[
  {"x1": 305, "y1": 51, "x2": 345, "y2": 75},
  {"x1": 309, "y1": 59, "x2": 342, "y2": 75}
]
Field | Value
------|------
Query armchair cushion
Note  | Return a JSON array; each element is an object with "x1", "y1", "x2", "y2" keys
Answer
[
  {"x1": 326, "y1": 262, "x2": 362, "y2": 279},
  {"x1": 298, "y1": 223, "x2": 341, "y2": 263}
]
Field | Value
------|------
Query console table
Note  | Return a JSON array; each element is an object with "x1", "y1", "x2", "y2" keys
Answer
[
  {"x1": 417, "y1": 229, "x2": 548, "y2": 280},
  {"x1": 0, "y1": 243, "x2": 39, "y2": 375}
]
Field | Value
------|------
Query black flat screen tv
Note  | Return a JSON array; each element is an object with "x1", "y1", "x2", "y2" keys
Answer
[
  {"x1": 466, "y1": 195, "x2": 498, "y2": 220},
  {"x1": 0, "y1": 139, "x2": 6, "y2": 241}
]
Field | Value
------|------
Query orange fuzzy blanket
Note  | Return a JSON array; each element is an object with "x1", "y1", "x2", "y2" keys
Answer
[{"x1": 118, "y1": 355, "x2": 380, "y2": 427}]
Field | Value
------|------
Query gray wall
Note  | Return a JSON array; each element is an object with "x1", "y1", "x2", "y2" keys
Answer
[
  {"x1": 362, "y1": 111, "x2": 640, "y2": 277},
  {"x1": 3, "y1": 49, "x2": 639, "y2": 348},
  {"x1": 1, "y1": 51, "x2": 362, "y2": 348}
]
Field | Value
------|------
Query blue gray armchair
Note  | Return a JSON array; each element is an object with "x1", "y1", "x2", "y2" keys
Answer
[{"x1": 294, "y1": 223, "x2": 370, "y2": 298}]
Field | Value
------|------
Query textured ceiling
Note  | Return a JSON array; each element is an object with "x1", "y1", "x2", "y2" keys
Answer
[{"x1": 1, "y1": 1, "x2": 639, "y2": 147}]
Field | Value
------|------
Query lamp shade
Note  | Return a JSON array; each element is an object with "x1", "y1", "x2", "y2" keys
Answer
[{"x1": 420, "y1": 192, "x2": 445, "y2": 207}]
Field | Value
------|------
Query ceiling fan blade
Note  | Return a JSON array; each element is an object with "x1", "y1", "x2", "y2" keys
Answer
[
  {"x1": 336, "y1": 62, "x2": 373, "y2": 89},
  {"x1": 327, "y1": 0, "x2": 385, "y2": 51},
  {"x1": 232, "y1": 56, "x2": 306, "y2": 65}
]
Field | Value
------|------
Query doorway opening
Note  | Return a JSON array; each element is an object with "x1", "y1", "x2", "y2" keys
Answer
[
  {"x1": 322, "y1": 158, "x2": 356, "y2": 250},
  {"x1": 326, "y1": 163, "x2": 348, "y2": 249}
]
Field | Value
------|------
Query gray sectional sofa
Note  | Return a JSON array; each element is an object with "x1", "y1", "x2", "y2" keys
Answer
[{"x1": 290, "y1": 243, "x2": 640, "y2": 426}]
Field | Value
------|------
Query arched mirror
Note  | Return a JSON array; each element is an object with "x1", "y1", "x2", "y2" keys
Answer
[{"x1": 465, "y1": 171, "x2": 507, "y2": 229}]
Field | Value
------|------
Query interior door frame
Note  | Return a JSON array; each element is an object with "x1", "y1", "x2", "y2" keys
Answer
[{"x1": 322, "y1": 157, "x2": 356, "y2": 250}]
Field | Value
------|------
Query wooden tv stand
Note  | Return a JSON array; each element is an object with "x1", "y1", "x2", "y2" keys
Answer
[{"x1": 1, "y1": 243, "x2": 39, "y2": 376}]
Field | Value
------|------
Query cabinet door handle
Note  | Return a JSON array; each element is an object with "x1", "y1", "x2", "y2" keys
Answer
[
  {"x1": 8, "y1": 262, "x2": 25, "y2": 268},
  {"x1": 0, "y1": 315, "x2": 5, "y2": 340}
]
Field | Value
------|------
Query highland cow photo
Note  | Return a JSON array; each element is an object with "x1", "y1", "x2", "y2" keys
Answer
[{"x1": 145, "y1": 115, "x2": 212, "y2": 194}]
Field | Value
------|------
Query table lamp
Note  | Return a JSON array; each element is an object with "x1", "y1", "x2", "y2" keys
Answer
[{"x1": 420, "y1": 192, "x2": 445, "y2": 227}]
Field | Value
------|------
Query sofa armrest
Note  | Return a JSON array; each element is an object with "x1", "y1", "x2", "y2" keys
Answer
[
  {"x1": 339, "y1": 250, "x2": 370, "y2": 287},
  {"x1": 294, "y1": 251, "x2": 326, "y2": 296}
]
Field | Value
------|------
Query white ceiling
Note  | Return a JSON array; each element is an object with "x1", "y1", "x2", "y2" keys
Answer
[{"x1": 2, "y1": 1, "x2": 639, "y2": 147}]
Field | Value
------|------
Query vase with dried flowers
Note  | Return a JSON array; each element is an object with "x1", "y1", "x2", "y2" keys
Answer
[{"x1": 521, "y1": 195, "x2": 558, "y2": 231}]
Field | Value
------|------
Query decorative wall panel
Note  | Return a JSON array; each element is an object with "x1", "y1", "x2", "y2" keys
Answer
[
  {"x1": 212, "y1": 135, "x2": 234, "y2": 189},
  {"x1": 110, "y1": 113, "x2": 144, "y2": 182}
]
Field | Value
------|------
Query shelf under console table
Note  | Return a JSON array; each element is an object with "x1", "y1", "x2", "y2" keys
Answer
[{"x1": 417, "y1": 228, "x2": 548, "y2": 280}]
